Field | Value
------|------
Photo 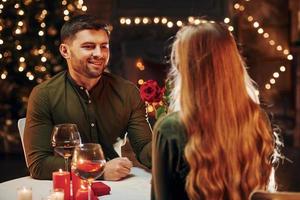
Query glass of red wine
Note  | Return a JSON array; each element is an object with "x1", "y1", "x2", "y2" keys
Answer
[
  {"x1": 51, "y1": 123, "x2": 81, "y2": 171},
  {"x1": 71, "y1": 143, "x2": 106, "y2": 200}
]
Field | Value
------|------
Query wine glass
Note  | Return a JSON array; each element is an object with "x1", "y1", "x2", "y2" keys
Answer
[
  {"x1": 71, "y1": 143, "x2": 106, "y2": 200},
  {"x1": 51, "y1": 123, "x2": 81, "y2": 171}
]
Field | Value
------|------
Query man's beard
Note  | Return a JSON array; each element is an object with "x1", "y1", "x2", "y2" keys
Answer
[
  {"x1": 81, "y1": 58, "x2": 108, "y2": 78},
  {"x1": 86, "y1": 64, "x2": 106, "y2": 78}
]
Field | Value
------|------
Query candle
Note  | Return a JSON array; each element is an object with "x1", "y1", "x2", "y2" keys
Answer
[
  {"x1": 71, "y1": 172, "x2": 98, "y2": 200},
  {"x1": 52, "y1": 169, "x2": 70, "y2": 200},
  {"x1": 50, "y1": 189, "x2": 64, "y2": 200},
  {"x1": 75, "y1": 186, "x2": 97, "y2": 200},
  {"x1": 17, "y1": 186, "x2": 32, "y2": 200},
  {"x1": 71, "y1": 172, "x2": 88, "y2": 200}
]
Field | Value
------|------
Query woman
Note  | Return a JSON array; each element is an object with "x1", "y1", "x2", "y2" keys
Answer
[{"x1": 152, "y1": 21, "x2": 275, "y2": 200}]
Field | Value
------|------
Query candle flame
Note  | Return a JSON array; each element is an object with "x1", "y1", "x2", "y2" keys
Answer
[
  {"x1": 79, "y1": 159, "x2": 84, "y2": 164},
  {"x1": 80, "y1": 183, "x2": 87, "y2": 190}
]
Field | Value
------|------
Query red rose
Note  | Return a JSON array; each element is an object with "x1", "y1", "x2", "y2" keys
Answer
[{"x1": 140, "y1": 80, "x2": 163, "y2": 103}]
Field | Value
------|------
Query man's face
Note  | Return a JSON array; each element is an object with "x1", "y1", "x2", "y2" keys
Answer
[{"x1": 63, "y1": 29, "x2": 110, "y2": 79}]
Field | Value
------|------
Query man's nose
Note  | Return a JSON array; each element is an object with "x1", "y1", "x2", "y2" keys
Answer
[{"x1": 92, "y1": 46, "x2": 102, "y2": 57}]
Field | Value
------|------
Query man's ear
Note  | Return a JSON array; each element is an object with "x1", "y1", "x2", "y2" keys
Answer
[{"x1": 59, "y1": 43, "x2": 70, "y2": 59}]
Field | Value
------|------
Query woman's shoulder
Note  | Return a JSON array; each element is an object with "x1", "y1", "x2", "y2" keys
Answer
[
  {"x1": 155, "y1": 112, "x2": 181, "y2": 127},
  {"x1": 154, "y1": 112, "x2": 187, "y2": 141}
]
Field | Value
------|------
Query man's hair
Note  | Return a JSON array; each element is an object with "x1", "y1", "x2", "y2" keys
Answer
[{"x1": 60, "y1": 14, "x2": 110, "y2": 42}]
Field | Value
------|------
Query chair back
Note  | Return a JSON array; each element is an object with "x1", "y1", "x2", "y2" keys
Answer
[
  {"x1": 18, "y1": 118, "x2": 28, "y2": 167},
  {"x1": 250, "y1": 190, "x2": 300, "y2": 200}
]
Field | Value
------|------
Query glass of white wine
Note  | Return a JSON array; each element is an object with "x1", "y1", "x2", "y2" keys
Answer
[
  {"x1": 51, "y1": 123, "x2": 81, "y2": 171},
  {"x1": 72, "y1": 143, "x2": 106, "y2": 200}
]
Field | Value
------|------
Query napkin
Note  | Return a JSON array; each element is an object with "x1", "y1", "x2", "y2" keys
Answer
[
  {"x1": 113, "y1": 132, "x2": 128, "y2": 157},
  {"x1": 92, "y1": 182, "x2": 111, "y2": 196}
]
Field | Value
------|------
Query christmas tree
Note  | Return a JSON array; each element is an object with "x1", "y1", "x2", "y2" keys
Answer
[{"x1": 0, "y1": 0, "x2": 87, "y2": 152}]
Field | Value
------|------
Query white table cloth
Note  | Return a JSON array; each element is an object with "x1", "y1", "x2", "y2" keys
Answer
[{"x1": 0, "y1": 167, "x2": 151, "y2": 200}]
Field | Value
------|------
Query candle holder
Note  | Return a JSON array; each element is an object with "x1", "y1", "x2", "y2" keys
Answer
[
  {"x1": 50, "y1": 188, "x2": 64, "y2": 200},
  {"x1": 17, "y1": 186, "x2": 32, "y2": 200},
  {"x1": 75, "y1": 185, "x2": 97, "y2": 200},
  {"x1": 52, "y1": 169, "x2": 70, "y2": 200}
]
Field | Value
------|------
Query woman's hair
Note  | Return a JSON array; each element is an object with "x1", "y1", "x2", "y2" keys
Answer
[{"x1": 169, "y1": 21, "x2": 274, "y2": 200}]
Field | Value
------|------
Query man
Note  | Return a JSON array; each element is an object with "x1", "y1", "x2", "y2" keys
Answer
[{"x1": 23, "y1": 14, "x2": 152, "y2": 180}]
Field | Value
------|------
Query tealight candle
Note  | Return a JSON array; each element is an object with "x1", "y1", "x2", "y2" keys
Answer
[
  {"x1": 17, "y1": 186, "x2": 32, "y2": 200},
  {"x1": 75, "y1": 186, "x2": 97, "y2": 200},
  {"x1": 50, "y1": 189, "x2": 64, "y2": 200},
  {"x1": 52, "y1": 169, "x2": 70, "y2": 200}
]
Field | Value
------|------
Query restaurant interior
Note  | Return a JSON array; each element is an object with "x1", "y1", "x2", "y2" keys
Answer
[{"x1": 0, "y1": 0, "x2": 300, "y2": 196}]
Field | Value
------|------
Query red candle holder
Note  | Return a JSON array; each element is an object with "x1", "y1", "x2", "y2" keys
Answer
[
  {"x1": 72, "y1": 171, "x2": 98, "y2": 200},
  {"x1": 75, "y1": 186, "x2": 97, "y2": 200},
  {"x1": 53, "y1": 169, "x2": 71, "y2": 200},
  {"x1": 72, "y1": 171, "x2": 84, "y2": 200}
]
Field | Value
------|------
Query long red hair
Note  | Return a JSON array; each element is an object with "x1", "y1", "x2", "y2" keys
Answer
[{"x1": 169, "y1": 22, "x2": 274, "y2": 200}]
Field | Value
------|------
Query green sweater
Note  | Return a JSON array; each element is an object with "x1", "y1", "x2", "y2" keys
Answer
[
  {"x1": 24, "y1": 71, "x2": 152, "y2": 179},
  {"x1": 152, "y1": 112, "x2": 189, "y2": 200}
]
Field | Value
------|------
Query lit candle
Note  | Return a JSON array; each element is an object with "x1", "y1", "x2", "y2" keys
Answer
[
  {"x1": 71, "y1": 171, "x2": 110, "y2": 198},
  {"x1": 17, "y1": 186, "x2": 32, "y2": 200},
  {"x1": 75, "y1": 186, "x2": 97, "y2": 200},
  {"x1": 71, "y1": 171, "x2": 88, "y2": 200},
  {"x1": 50, "y1": 189, "x2": 64, "y2": 200},
  {"x1": 71, "y1": 171, "x2": 81, "y2": 199},
  {"x1": 52, "y1": 169, "x2": 70, "y2": 200}
]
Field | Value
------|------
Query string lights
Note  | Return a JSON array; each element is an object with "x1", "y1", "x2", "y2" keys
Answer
[
  {"x1": 136, "y1": 59, "x2": 145, "y2": 71},
  {"x1": 233, "y1": 0, "x2": 292, "y2": 90},
  {"x1": 0, "y1": 0, "x2": 7, "y2": 79},
  {"x1": 123, "y1": 16, "x2": 233, "y2": 101},
  {"x1": 62, "y1": 0, "x2": 70, "y2": 21},
  {"x1": 121, "y1": 16, "x2": 234, "y2": 106},
  {"x1": 0, "y1": 0, "x2": 88, "y2": 82},
  {"x1": 62, "y1": 0, "x2": 87, "y2": 21},
  {"x1": 119, "y1": 16, "x2": 235, "y2": 32},
  {"x1": 264, "y1": 65, "x2": 286, "y2": 90},
  {"x1": 0, "y1": 70, "x2": 7, "y2": 80},
  {"x1": 121, "y1": 1, "x2": 291, "y2": 93}
]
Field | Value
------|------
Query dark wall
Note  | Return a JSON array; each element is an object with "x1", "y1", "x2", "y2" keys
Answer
[{"x1": 115, "y1": 0, "x2": 227, "y2": 18}]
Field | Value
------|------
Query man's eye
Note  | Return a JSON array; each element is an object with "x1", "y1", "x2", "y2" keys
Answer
[
  {"x1": 83, "y1": 45, "x2": 94, "y2": 49},
  {"x1": 101, "y1": 44, "x2": 109, "y2": 49}
]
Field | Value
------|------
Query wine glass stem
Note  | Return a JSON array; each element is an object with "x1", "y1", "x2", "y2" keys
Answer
[
  {"x1": 88, "y1": 181, "x2": 92, "y2": 200},
  {"x1": 64, "y1": 157, "x2": 68, "y2": 172}
]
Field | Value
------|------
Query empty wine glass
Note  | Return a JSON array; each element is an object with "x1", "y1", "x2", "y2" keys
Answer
[
  {"x1": 51, "y1": 123, "x2": 81, "y2": 171},
  {"x1": 71, "y1": 143, "x2": 106, "y2": 200}
]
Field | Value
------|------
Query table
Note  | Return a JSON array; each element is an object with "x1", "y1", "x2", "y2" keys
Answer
[{"x1": 0, "y1": 167, "x2": 151, "y2": 200}]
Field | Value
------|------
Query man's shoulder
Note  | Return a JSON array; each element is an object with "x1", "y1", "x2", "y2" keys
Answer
[
  {"x1": 34, "y1": 71, "x2": 66, "y2": 90},
  {"x1": 102, "y1": 72, "x2": 136, "y2": 89},
  {"x1": 28, "y1": 71, "x2": 66, "y2": 103}
]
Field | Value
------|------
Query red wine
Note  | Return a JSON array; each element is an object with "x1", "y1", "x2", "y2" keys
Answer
[
  {"x1": 73, "y1": 160, "x2": 105, "y2": 180},
  {"x1": 54, "y1": 146, "x2": 75, "y2": 158}
]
